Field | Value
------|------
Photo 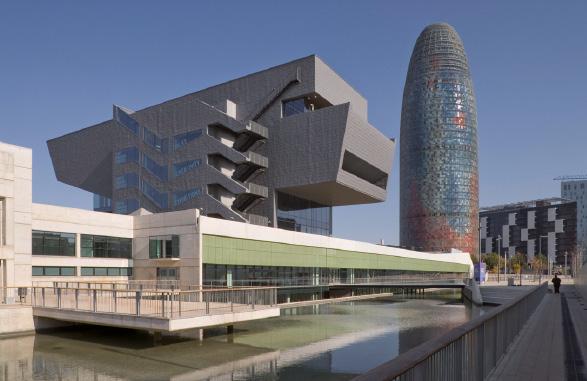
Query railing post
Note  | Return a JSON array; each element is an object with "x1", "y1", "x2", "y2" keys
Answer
[
  {"x1": 206, "y1": 299, "x2": 210, "y2": 315},
  {"x1": 92, "y1": 289, "x2": 97, "y2": 312},
  {"x1": 42, "y1": 288, "x2": 45, "y2": 307},
  {"x1": 135, "y1": 290, "x2": 141, "y2": 316},
  {"x1": 252, "y1": 289, "x2": 255, "y2": 310},
  {"x1": 75, "y1": 288, "x2": 79, "y2": 310},
  {"x1": 170, "y1": 292, "x2": 174, "y2": 318},
  {"x1": 57, "y1": 288, "x2": 61, "y2": 309},
  {"x1": 161, "y1": 292, "x2": 166, "y2": 318},
  {"x1": 113, "y1": 290, "x2": 117, "y2": 313}
]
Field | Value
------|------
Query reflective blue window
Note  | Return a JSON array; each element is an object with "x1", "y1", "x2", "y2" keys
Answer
[
  {"x1": 141, "y1": 154, "x2": 168, "y2": 181},
  {"x1": 114, "y1": 173, "x2": 139, "y2": 190},
  {"x1": 174, "y1": 188, "x2": 202, "y2": 207},
  {"x1": 276, "y1": 191, "x2": 332, "y2": 236},
  {"x1": 115, "y1": 147, "x2": 139, "y2": 164},
  {"x1": 174, "y1": 130, "x2": 202, "y2": 150},
  {"x1": 282, "y1": 98, "x2": 308, "y2": 117},
  {"x1": 114, "y1": 198, "x2": 139, "y2": 214},
  {"x1": 173, "y1": 159, "x2": 202, "y2": 177},
  {"x1": 93, "y1": 194, "x2": 112, "y2": 212},
  {"x1": 113, "y1": 106, "x2": 139, "y2": 135},
  {"x1": 143, "y1": 127, "x2": 168, "y2": 153},
  {"x1": 140, "y1": 180, "x2": 168, "y2": 209}
]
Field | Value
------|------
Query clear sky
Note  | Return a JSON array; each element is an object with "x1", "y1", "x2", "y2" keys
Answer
[{"x1": 1, "y1": 1, "x2": 586, "y2": 245}]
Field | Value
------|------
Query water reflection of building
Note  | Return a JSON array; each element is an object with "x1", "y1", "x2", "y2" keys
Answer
[{"x1": 0, "y1": 335, "x2": 34, "y2": 381}]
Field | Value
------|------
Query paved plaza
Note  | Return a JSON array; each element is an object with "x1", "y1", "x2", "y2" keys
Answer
[{"x1": 488, "y1": 284, "x2": 587, "y2": 381}]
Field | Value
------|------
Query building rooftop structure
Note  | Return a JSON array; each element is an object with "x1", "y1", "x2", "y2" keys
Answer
[
  {"x1": 480, "y1": 197, "x2": 573, "y2": 213},
  {"x1": 47, "y1": 55, "x2": 395, "y2": 236}
]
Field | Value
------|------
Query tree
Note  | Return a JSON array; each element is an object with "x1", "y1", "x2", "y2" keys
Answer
[
  {"x1": 510, "y1": 252, "x2": 527, "y2": 274},
  {"x1": 482, "y1": 253, "x2": 500, "y2": 273},
  {"x1": 532, "y1": 254, "x2": 548, "y2": 275}
]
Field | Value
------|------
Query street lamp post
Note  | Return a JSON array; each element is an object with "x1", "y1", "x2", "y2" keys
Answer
[
  {"x1": 497, "y1": 235, "x2": 502, "y2": 284},
  {"x1": 564, "y1": 251, "x2": 568, "y2": 276},
  {"x1": 538, "y1": 235, "x2": 548, "y2": 281}
]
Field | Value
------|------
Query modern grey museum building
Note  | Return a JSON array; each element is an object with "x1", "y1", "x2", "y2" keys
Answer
[{"x1": 48, "y1": 55, "x2": 395, "y2": 236}]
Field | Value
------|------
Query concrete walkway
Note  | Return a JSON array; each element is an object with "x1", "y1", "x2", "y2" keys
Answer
[{"x1": 488, "y1": 285, "x2": 587, "y2": 381}]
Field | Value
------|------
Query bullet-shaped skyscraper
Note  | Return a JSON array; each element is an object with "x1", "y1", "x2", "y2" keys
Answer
[{"x1": 400, "y1": 23, "x2": 479, "y2": 254}]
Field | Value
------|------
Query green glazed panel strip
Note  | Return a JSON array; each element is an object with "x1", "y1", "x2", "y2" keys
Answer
[{"x1": 203, "y1": 235, "x2": 469, "y2": 273}]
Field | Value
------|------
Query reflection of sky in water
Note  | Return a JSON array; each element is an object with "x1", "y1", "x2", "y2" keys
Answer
[{"x1": 0, "y1": 292, "x2": 488, "y2": 381}]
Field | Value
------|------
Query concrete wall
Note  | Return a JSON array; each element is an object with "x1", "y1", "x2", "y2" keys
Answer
[
  {"x1": 0, "y1": 306, "x2": 35, "y2": 336},
  {"x1": 0, "y1": 142, "x2": 32, "y2": 288},
  {"x1": 31, "y1": 203, "x2": 133, "y2": 283},
  {"x1": 133, "y1": 209, "x2": 201, "y2": 285}
]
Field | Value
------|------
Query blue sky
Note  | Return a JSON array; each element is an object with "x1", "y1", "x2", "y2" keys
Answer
[{"x1": 1, "y1": 1, "x2": 586, "y2": 245}]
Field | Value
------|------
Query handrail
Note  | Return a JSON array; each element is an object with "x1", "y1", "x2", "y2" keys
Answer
[
  {"x1": 1, "y1": 286, "x2": 278, "y2": 319},
  {"x1": 353, "y1": 282, "x2": 548, "y2": 381}
]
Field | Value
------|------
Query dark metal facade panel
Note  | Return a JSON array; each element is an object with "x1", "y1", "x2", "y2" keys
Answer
[{"x1": 48, "y1": 55, "x2": 394, "y2": 235}]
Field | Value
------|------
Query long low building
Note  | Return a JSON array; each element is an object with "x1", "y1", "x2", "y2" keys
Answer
[{"x1": 1, "y1": 140, "x2": 472, "y2": 291}]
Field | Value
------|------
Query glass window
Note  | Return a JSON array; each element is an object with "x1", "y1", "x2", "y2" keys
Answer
[
  {"x1": 174, "y1": 130, "x2": 202, "y2": 150},
  {"x1": 141, "y1": 154, "x2": 168, "y2": 181},
  {"x1": 32, "y1": 231, "x2": 76, "y2": 256},
  {"x1": 93, "y1": 194, "x2": 112, "y2": 212},
  {"x1": 143, "y1": 127, "x2": 168, "y2": 153},
  {"x1": 80, "y1": 234, "x2": 132, "y2": 258},
  {"x1": 276, "y1": 192, "x2": 332, "y2": 236},
  {"x1": 173, "y1": 159, "x2": 202, "y2": 177},
  {"x1": 45, "y1": 267, "x2": 60, "y2": 276},
  {"x1": 149, "y1": 235, "x2": 180, "y2": 259},
  {"x1": 173, "y1": 188, "x2": 202, "y2": 207},
  {"x1": 60, "y1": 267, "x2": 76, "y2": 276},
  {"x1": 114, "y1": 173, "x2": 139, "y2": 190},
  {"x1": 115, "y1": 147, "x2": 139, "y2": 164},
  {"x1": 94, "y1": 268, "x2": 107, "y2": 276},
  {"x1": 107, "y1": 268, "x2": 120, "y2": 276},
  {"x1": 114, "y1": 198, "x2": 139, "y2": 214},
  {"x1": 282, "y1": 98, "x2": 309, "y2": 117},
  {"x1": 81, "y1": 267, "x2": 94, "y2": 276},
  {"x1": 31, "y1": 266, "x2": 76, "y2": 276},
  {"x1": 141, "y1": 180, "x2": 168, "y2": 209}
]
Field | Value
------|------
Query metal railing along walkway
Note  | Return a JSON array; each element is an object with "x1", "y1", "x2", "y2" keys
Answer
[
  {"x1": 354, "y1": 282, "x2": 548, "y2": 381},
  {"x1": 1, "y1": 286, "x2": 277, "y2": 320},
  {"x1": 203, "y1": 274, "x2": 469, "y2": 288}
]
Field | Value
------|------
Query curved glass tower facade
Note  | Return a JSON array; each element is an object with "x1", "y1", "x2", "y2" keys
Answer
[{"x1": 400, "y1": 23, "x2": 478, "y2": 254}]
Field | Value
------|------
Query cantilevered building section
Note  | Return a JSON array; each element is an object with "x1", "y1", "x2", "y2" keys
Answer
[
  {"x1": 48, "y1": 55, "x2": 395, "y2": 236},
  {"x1": 400, "y1": 23, "x2": 479, "y2": 254}
]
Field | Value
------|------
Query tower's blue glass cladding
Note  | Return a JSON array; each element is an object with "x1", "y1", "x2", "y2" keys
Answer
[{"x1": 400, "y1": 23, "x2": 479, "y2": 254}]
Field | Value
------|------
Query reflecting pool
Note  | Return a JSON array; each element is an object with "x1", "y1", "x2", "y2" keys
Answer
[{"x1": 0, "y1": 291, "x2": 485, "y2": 380}]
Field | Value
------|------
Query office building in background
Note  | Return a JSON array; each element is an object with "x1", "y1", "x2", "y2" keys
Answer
[
  {"x1": 479, "y1": 198, "x2": 577, "y2": 267},
  {"x1": 400, "y1": 23, "x2": 479, "y2": 254},
  {"x1": 559, "y1": 176, "x2": 587, "y2": 263}
]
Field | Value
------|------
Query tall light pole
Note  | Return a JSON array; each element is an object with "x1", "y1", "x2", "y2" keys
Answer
[
  {"x1": 477, "y1": 223, "x2": 482, "y2": 284},
  {"x1": 497, "y1": 235, "x2": 502, "y2": 283},
  {"x1": 564, "y1": 251, "x2": 568, "y2": 276},
  {"x1": 539, "y1": 235, "x2": 548, "y2": 277}
]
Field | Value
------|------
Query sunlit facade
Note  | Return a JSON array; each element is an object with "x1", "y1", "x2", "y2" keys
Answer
[{"x1": 400, "y1": 23, "x2": 479, "y2": 254}]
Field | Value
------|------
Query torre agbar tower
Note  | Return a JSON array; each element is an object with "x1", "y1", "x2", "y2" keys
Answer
[{"x1": 400, "y1": 23, "x2": 479, "y2": 254}]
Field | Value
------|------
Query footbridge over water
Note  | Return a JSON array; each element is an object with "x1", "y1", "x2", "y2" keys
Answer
[
  {"x1": 2, "y1": 286, "x2": 280, "y2": 332},
  {"x1": 2, "y1": 277, "x2": 472, "y2": 333}
]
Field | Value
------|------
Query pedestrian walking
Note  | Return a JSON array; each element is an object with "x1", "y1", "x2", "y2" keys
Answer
[{"x1": 552, "y1": 273, "x2": 562, "y2": 294}]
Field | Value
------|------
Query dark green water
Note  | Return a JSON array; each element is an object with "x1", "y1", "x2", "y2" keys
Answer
[{"x1": 0, "y1": 291, "x2": 485, "y2": 380}]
